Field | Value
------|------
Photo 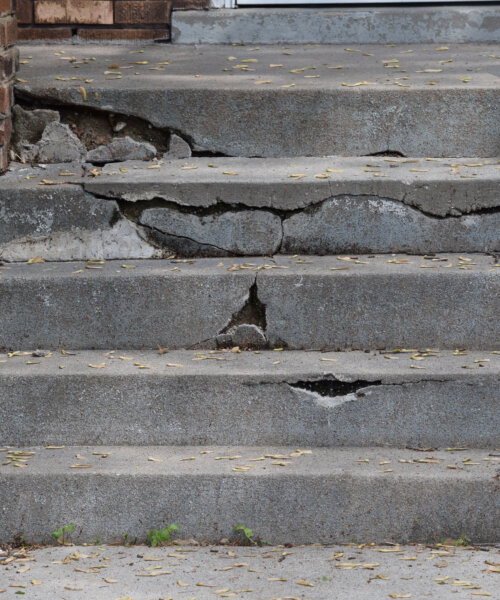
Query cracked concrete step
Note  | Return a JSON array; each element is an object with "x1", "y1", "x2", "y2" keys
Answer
[
  {"x1": 1, "y1": 350, "x2": 498, "y2": 447},
  {"x1": 0, "y1": 255, "x2": 497, "y2": 350},
  {"x1": 16, "y1": 44, "x2": 500, "y2": 157},
  {"x1": 1, "y1": 446, "x2": 498, "y2": 544},
  {"x1": 1, "y1": 158, "x2": 499, "y2": 261},
  {"x1": 172, "y1": 6, "x2": 500, "y2": 44}
]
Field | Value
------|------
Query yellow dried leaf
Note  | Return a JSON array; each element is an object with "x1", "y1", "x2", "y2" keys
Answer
[
  {"x1": 27, "y1": 255, "x2": 44, "y2": 264},
  {"x1": 88, "y1": 363, "x2": 106, "y2": 369},
  {"x1": 79, "y1": 86, "x2": 87, "y2": 101},
  {"x1": 296, "y1": 580, "x2": 314, "y2": 587},
  {"x1": 341, "y1": 81, "x2": 374, "y2": 87}
]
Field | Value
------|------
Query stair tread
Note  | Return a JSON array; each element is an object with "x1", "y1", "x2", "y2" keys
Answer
[
  {"x1": 1, "y1": 348, "x2": 498, "y2": 377},
  {"x1": 1, "y1": 253, "x2": 496, "y2": 275},
  {"x1": 2, "y1": 445, "x2": 497, "y2": 477}
]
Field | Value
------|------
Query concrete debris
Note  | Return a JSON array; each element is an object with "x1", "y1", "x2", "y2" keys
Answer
[
  {"x1": 86, "y1": 136, "x2": 157, "y2": 163},
  {"x1": 113, "y1": 121, "x2": 127, "y2": 133},
  {"x1": 35, "y1": 122, "x2": 87, "y2": 163},
  {"x1": 228, "y1": 323, "x2": 267, "y2": 348},
  {"x1": 12, "y1": 105, "x2": 60, "y2": 146},
  {"x1": 166, "y1": 133, "x2": 192, "y2": 159}
]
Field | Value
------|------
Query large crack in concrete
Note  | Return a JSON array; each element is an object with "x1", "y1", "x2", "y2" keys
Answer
[
  {"x1": 101, "y1": 191, "x2": 500, "y2": 257},
  {"x1": 188, "y1": 272, "x2": 269, "y2": 350}
]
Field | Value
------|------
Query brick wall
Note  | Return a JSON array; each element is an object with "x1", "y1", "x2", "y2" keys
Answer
[
  {"x1": 0, "y1": 0, "x2": 17, "y2": 172},
  {"x1": 17, "y1": 0, "x2": 172, "y2": 40}
]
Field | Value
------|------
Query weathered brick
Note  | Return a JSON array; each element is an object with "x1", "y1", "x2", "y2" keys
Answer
[
  {"x1": 0, "y1": 143, "x2": 9, "y2": 172},
  {"x1": 78, "y1": 27, "x2": 169, "y2": 40},
  {"x1": 115, "y1": 1, "x2": 169, "y2": 24},
  {"x1": 35, "y1": 0, "x2": 113, "y2": 24},
  {"x1": 16, "y1": 0, "x2": 32, "y2": 23},
  {"x1": 0, "y1": 17, "x2": 17, "y2": 46},
  {"x1": 0, "y1": 115, "x2": 12, "y2": 146},
  {"x1": 0, "y1": 83, "x2": 13, "y2": 114},
  {"x1": 0, "y1": 0, "x2": 13, "y2": 17},
  {"x1": 17, "y1": 26, "x2": 72, "y2": 39},
  {"x1": 0, "y1": 46, "x2": 18, "y2": 79}
]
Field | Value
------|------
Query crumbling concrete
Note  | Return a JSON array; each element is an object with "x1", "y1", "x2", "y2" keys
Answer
[
  {"x1": 11, "y1": 105, "x2": 60, "y2": 162},
  {"x1": 15, "y1": 44, "x2": 500, "y2": 157},
  {"x1": 34, "y1": 122, "x2": 87, "y2": 163},
  {"x1": 139, "y1": 204, "x2": 282, "y2": 256},
  {"x1": 87, "y1": 136, "x2": 157, "y2": 163}
]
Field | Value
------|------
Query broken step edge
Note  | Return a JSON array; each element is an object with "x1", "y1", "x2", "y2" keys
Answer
[
  {"x1": 1, "y1": 350, "x2": 498, "y2": 447},
  {"x1": 0, "y1": 255, "x2": 497, "y2": 350}
]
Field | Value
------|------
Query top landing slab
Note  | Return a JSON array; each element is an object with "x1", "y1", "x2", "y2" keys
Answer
[{"x1": 171, "y1": 6, "x2": 500, "y2": 45}]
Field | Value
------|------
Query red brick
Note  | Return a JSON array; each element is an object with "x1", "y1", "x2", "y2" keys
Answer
[
  {"x1": 0, "y1": 83, "x2": 14, "y2": 114},
  {"x1": 0, "y1": 116, "x2": 12, "y2": 146},
  {"x1": 0, "y1": 143, "x2": 9, "y2": 172},
  {"x1": 0, "y1": 46, "x2": 18, "y2": 79},
  {"x1": 78, "y1": 27, "x2": 169, "y2": 40},
  {"x1": 17, "y1": 26, "x2": 72, "y2": 39},
  {"x1": 16, "y1": 0, "x2": 32, "y2": 23},
  {"x1": 115, "y1": 1, "x2": 169, "y2": 24},
  {"x1": 0, "y1": 17, "x2": 17, "y2": 46},
  {"x1": 172, "y1": 0, "x2": 208, "y2": 9},
  {"x1": 0, "y1": 0, "x2": 13, "y2": 17},
  {"x1": 35, "y1": 0, "x2": 113, "y2": 24}
]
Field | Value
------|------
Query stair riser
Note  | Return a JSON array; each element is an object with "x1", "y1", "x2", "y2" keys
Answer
[
  {"x1": 260, "y1": 269, "x2": 499, "y2": 350},
  {"x1": 0, "y1": 260, "x2": 497, "y2": 349},
  {"x1": 2, "y1": 190, "x2": 498, "y2": 260},
  {"x1": 1, "y1": 472, "x2": 497, "y2": 544},
  {"x1": 2, "y1": 375, "x2": 498, "y2": 448},
  {"x1": 172, "y1": 7, "x2": 500, "y2": 45},
  {"x1": 23, "y1": 87, "x2": 499, "y2": 158}
]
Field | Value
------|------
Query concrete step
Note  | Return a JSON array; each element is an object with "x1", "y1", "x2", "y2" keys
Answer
[
  {"x1": 0, "y1": 255, "x2": 497, "y2": 350},
  {"x1": 3, "y1": 157, "x2": 498, "y2": 260},
  {"x1": 16, "y1": 44, "x2": 500, "y2": 157},
  {"x1": 1, "y1": 445, "x2": 498, "y2": 544},
  {"x1": 1, "y1": 350, "x2": 498, "y2": 448},
  {"x1": 172, "y1": 6, "x2": 500, "y2": 44},
  {"x1": 7, "y1": 544, "x2": 500, "y2": 600}
]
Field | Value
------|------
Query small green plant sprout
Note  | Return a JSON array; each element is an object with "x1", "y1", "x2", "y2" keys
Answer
[
  {"x1": 146, "y1": 523, "x2": 179, "y2": 547},
  {"x1": 51, "y1": 523, "x2": 75, "y2": 545},
  {"x1": 233, "y1": 525, "x2": 256, "y2": 546},
  {"x1": 454, "y1": 535, "x2": 472, "y2": 547}
]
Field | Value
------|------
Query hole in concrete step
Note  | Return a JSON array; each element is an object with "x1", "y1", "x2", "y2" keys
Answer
[{"x1": 290, "y1": 378, "x2": 382, "y2": 398}]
